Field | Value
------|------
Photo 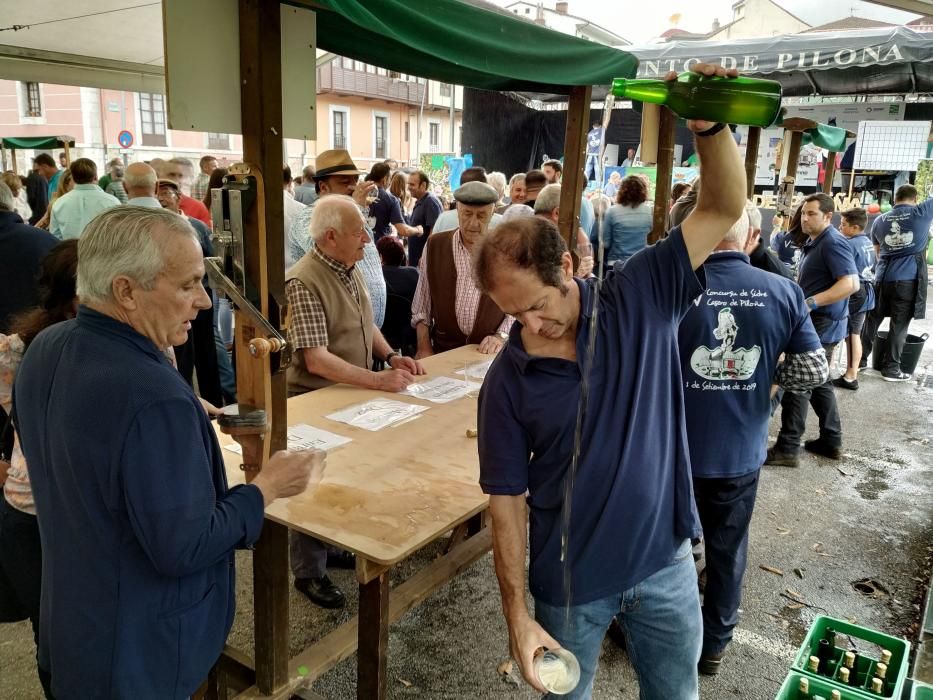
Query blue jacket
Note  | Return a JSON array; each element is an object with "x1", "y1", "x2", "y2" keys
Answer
[{"x1": 13, "y1": 307, "x2": 264, "y2": 699}]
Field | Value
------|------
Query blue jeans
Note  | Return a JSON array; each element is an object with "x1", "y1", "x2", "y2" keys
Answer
[{"x1": 534, "y1": 539, "x2": 701, "y2": 700}]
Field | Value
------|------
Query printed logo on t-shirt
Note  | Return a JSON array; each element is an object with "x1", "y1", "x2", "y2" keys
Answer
[
  {"x1": 689, "y1": 307, "x2": 762, "y2": 381},
  {"x1": 884, "y1": 220, "x2": 914, "y2": 250}
]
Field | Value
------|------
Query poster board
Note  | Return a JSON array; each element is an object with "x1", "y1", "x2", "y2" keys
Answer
[{"x1": 853, "y1": 121, "x2": 931, "y2": 171}]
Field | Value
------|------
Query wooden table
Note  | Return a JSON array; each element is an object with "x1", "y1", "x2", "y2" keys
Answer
[{"x1": 217, "y1": 345, "x2": 493, "y2": 699}]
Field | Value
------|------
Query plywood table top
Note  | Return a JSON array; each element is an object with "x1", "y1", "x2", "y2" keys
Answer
[{"x1": 218, "y1": 345, "x2": 492, "y2": 566}]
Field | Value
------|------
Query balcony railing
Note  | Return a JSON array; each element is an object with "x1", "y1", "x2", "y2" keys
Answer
[{"x1": 317, "y1": 63, "x2": 425, "y2": 106}]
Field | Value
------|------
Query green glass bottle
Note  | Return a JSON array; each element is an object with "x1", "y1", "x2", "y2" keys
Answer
[{"x1": 611, "y1": 72, "x2": 783, "y2": 127}]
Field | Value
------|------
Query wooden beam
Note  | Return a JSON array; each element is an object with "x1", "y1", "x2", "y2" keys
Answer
[
  {"x1": 357, "y1": 573, "x2": 390, "y2": 699},
  {"x1": 233, "y1": 527, "x2": 492, "y2": 699},
  {"x1": 744, "y1": 126, "x2": 761, "y2": 200},
  {"x1": 558, "y1": 85, "x2": 591, "y2": 251},
  {"x1": 649, "y1": 106, "x2": 676, "y2": 245},
  {"x1": 822, "y1": 152, "x2": 838, "y2": 195},
  {"x1": 237, "y1": 0, "x2": 288, "y2": 695},
  {"x1": 356, "y1": 556, "x2": 390, "y2": 585}
]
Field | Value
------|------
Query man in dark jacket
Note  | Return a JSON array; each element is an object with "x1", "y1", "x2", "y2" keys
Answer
[
  {"x1": 0, "y1": 183, "x2": 58, "y2": 333},
  {"x1": 13, "y1": 206, "x2": 319, "y2": 699}
]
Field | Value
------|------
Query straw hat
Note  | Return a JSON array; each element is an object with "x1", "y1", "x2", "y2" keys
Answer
[{"x1": 314, "y1": 149, "x2": 365, "y2": 179}]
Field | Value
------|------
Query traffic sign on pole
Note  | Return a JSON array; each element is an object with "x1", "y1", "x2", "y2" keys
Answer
[{"x1": 117, "y1": 130, "x2": 134, "y2": 148}]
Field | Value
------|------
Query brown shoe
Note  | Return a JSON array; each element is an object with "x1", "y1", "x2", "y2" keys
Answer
[
  {"x1": 764, "y1": 446, "x2": 799, "y2": 468},
  {"x1": 698, "y1": 650, "x2": 726, "y2": 676}
]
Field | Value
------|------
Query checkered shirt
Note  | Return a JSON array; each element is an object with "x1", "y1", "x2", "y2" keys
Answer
[
  {"x1": 775, "y1": 348, "x2": 829, "y2": 393},
  {"x1": 286, "y1": 248, "x2": 361, "y2": 349}
]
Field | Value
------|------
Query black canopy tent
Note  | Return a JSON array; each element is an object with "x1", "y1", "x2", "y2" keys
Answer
[{"x1": 465, "y1": 26, "x2": 933, "y2": 186}]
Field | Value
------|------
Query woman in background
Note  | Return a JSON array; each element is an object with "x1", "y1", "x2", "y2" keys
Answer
[
  {"x1": 35, "y1": 169, "x2": 73, "y2": 230},
  {"x1": 601, "y1": 174, "x2": 653, "y2": 268}
]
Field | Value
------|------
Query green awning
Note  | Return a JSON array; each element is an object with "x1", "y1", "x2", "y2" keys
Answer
[
  {"x1": 800, "y1": 124, "x2": 849, "y2": 153},
  {"x1": 310, "y1": 0, "x2": 637, "y2": 93},
  {"x1": 1, "y1": 136, "x2": 76, "y2": 150}
]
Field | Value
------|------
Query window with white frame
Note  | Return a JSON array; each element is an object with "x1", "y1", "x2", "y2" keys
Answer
[
  {"x1": 439, "y1": 83, "x2": 451, "y2": 97},
  {"x1": 21, "y1": 82, "x2": 42, "y2": 118},
  {"x1": 331, "y1": 107, "x2": 349, "y2": 150},
  {"x1": 429, "y1": 122, "x2": 440, "y2": 151},
  {"x1": 207, "y1": 132, "x2": 229, "y2": 150},
  {"x1": 139, "y1": 92, "x2": 167, "y2": 146},
  {"x1": 374, "y1": 114, "x2": 388, "y2": 159}
]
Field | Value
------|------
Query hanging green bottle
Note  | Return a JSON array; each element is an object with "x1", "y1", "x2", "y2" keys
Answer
[{"x1": 611, "y1": 72, "x2": 783, "y2": 128}]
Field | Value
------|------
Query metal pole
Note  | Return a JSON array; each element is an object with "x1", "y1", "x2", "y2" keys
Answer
[{"x1": 449, "y1": 83, "x2": 455, "y2": 154}]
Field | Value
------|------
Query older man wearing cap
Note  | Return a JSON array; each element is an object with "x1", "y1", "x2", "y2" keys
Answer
[
  {"x1": 412, "y1": 181, "x2": 513, "y2": 358},
  {"x1": 286, "y1": 149, "x2": 386, "y2": 328}
]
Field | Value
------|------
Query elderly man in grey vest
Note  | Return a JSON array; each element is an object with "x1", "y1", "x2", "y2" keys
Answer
[{"x1": 285, "y1": 195, "x2": 425, "y2": 608}]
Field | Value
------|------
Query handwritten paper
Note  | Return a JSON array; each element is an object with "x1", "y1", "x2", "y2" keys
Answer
[
  {"x1": 326, "y1": 398, "x2": 429, "y2": 431},
  {"x1": 402, "y1": 376, "x2": 483, "y2": 403},
  {"x1": 224, "y1": 423, "x2": 352, "y2": 454}
]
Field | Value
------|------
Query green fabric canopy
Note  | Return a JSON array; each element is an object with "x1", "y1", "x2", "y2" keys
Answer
[
  {"x1": 309, "y1": 0, "x2": 637, "y2": 93},
  {"x1": 800, "y1": 123, "x2": 849, "y2": 153},
  {"x1": 1, "y1": 136, "x2": 75, "y2": 149}
]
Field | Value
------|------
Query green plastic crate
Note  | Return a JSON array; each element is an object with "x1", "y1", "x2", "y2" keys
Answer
[
  {"x1": 792, "y1": 616, "x2": 910, "y2": 700},
  {"x1": 911, "y1": 681, "x2": 933, "y2": 700},
  {"x1": 776, "y1": 671, "x2": 876, "y2": 700}
]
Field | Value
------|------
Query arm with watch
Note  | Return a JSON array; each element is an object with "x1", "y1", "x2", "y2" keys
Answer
[
  {"x1": 478, "y1": 322, "x2": 513, "y2": 355},
  {"x1": 804, "y1": 274, "x2": 860, "y2": 312}
]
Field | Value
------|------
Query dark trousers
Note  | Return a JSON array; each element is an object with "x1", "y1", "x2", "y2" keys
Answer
[
  {"x1": 174, "y1": 304, "x2": 223, "y2": 406},
  {"x1": 775, "y1": 342, "x2": 842, "y2": 452},
  {"x1": 0, "y1": 496, "x2": 52, "y2": 697},
  {"x1": 861, "y1": 280, "x2": 918, "y2": 375},
  {"x1": 693, "y1": 470, "x2": 760, "y2": 656}
]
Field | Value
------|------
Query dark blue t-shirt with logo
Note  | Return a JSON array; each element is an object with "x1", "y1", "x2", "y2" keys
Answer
[
  {"x1": 770, "y1": 230, "x2": 799, "y2": 268},
  {"x1": 368, "y1": 186, "x2": 404, "y2": 242},
  {"x1": 478, "y1": 226, "x2": 702, "y2": 606},
  {"x1": 870, "y1": 200, "x2": 933, "y2": 282},
  {"x1": 586, "y1": 127, "x2": 603, "y2": 155},
  {"x1": 797, "y1": 225, "x2": 858, "y2": 344},
  {"x1": 847, "y1": 232, "x2": 876, "y2": 312},
  {"x1": 679, "y1": 252, "x2": 821, "y2": 479}
]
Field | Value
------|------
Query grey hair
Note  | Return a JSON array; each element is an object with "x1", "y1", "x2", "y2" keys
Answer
[
  {"x1": 744, "y1": 200, "x2": 762, "y2": 231},
  {"x1": 0, "y1": 182, "x2": 13, "y2": 212},
  {"x1": 722, "y1": 211, "x2": 750, "y2": 247},
  {"x1": 487, "y1": 172, "x2": 507, "y2": 201},
  {"x1": 124, "y1": 165, "x2": 157, "y2": 191},
  {"x1": 533, "y1": 183, "x2": 562, "y2": 214},
  {"x1": 508, "y1": 173, "x2": 526, "y2": 187},
  {"x1": 77, "y1": 206, "x2": 198, "y2": 304},
  {"x1": 168, "y1": 157, "x2": 195, "y2": 171},
  {"x1": 310, "y1": 194, "x2": 358, "y2": 242}
]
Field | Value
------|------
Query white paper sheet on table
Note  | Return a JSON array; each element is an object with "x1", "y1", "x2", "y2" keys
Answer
[
  {"x1": 401, "y1": 376, "x2": 483, "y2": 404},
  {"x1": 453, "y1": 359, "x2": 494, "y2": 381},
  {"x1": 224, "y1": 423, "x2": 352, "y2": 454},
  {"x1": 325, "y1": 398, "x2": 430, "y2": 431}
]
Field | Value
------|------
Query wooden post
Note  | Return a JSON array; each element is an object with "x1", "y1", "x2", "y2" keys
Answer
[
  {"x1": 785, "y1": 130, "x2": 803, "y2": 182},
  {"x1": 744, "y1": 126, "x2": 761, "y2": 199},
  {"x1": 62, "y1": 142, "x2": 71, "y2": 167},
  {"x1": 10, "y1": 148, "x2": 16, "y2": 175},
  {"x1": 649, "y1": 106, "x2": 676, "y2": 245},
  {"x1": 558, "y1": 85, "x2": 591, "y2": 251},
  {"x1": 238, "y1": 0, "x2": 288, "y2": 694},
  {"x1": 358, "y1": 573, "x2": 390, "y2": 699},
  {"x1": 822, "y1": 152, "x2": 837, "y2": 195},
  {"x1": 1, "y1": 146, "x2": 6, "y2": 172}
]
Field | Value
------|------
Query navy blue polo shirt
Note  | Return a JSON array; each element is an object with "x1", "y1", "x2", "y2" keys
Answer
[
  {"x1": 769, "y1": 230, "x2": 799, "y2": 268},
  {"x1": 797, "y1": 226, "x2": 857, "y2": 345},
  {"x1": 13, "y1": 306, "x2": 264, "y2": 697},
  {"x1": 368, "y1": 186, "x2": 404, "y2": 242},
  {"x1": 478, "y1": 226, "x2": 702, "y2": 606},
  {"x1": 847, "y1": 233, "x2": 876, "y2": 313},
  {"x1": 679, "y1": 252, "x2": 821, "y2": 479},
  {"x1": 870, "y1": 200, "x2": 933, "y2": 282},
  {"x1": 408, "y1": 192, "x2": 443, "y2": 269}
]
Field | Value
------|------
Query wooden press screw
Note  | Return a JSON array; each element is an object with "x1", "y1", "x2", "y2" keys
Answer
[{"x1": 249, "y1": 337, "x2": 284, "y2": 358}]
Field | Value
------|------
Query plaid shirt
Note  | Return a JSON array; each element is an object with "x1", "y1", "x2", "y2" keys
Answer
[
  {"x1": 286, "y1": 248, "x2": 362, "y2": 349},
  {"x1": 411, "y1": 229, "x2": 513, "y2": 337},
  {"x1": 190, "y1": 173, "x2": 210, "y2": 203},
  {"x1": 775, "y1": 348, "x2": 829, "y2": 393}
]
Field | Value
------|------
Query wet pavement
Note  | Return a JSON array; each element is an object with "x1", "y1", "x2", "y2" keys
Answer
[{"x1": 2, "y1": 309, "x2": 932, "y2": 700}]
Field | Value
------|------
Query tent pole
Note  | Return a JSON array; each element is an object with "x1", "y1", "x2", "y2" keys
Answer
[
  {"x1": 1, "y1": 147, "x2": 6, "y2": 172},
  {"x1": 649, "y1": 106, "x2": 676, "y2": 245},
  {"x1": 10, "y1": 148, "x2": 16, "y2": 175},
  {"x1": 744, "y1": 126, "x2": 761, "y2": 199},
  {"x1": 558, "y1": 85, "x2": 591, "y2": 252},
  {"x1": 822, "y1": 152, "x2": 837, "y2": 195},
  {"x1": 237, "y1": 0, "x2": 289, "y2": 694}
]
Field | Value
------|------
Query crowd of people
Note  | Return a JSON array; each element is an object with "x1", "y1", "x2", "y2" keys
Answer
[{"x1": 0, "y1": 62, "x2": 930, "y2": 700}]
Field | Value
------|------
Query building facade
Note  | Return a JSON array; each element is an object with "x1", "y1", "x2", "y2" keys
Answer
[{"x1": 0, "y1": 57, "x2": 462, "y2": 177}]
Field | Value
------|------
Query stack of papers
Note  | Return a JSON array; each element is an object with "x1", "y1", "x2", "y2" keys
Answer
[
  {"x1": 401, "y1": 376, "x2": 483, "y2": 403},
  {"x1": 326, "y1": 398, "x2": 429, "y2": 431},
  {"x1": 224, "y1": 423, "x2": 351, "y2": 454}
]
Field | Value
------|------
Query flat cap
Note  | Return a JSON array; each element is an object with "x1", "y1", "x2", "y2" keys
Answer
[{"x1": 454, "y1": 181, "x2": 498, "y2": 205}]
